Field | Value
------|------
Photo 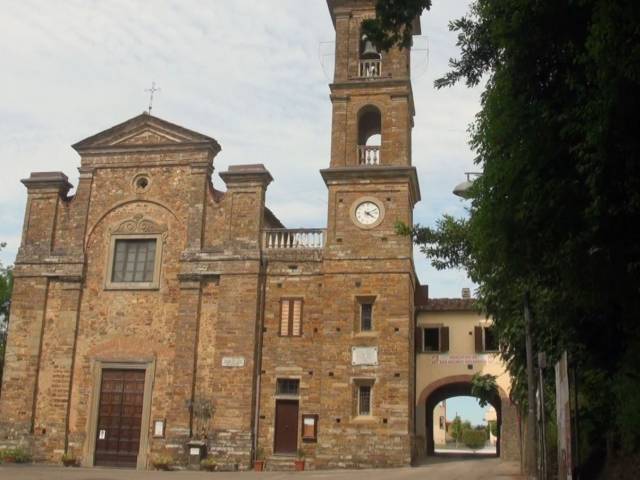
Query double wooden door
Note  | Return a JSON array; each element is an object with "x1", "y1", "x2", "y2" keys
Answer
[
  {"x1": 274, "y1": 399, "x2": 299, "y2": 454},
  {"x1": 94, "y1": 369, "x2": 145, "y2": 467}
]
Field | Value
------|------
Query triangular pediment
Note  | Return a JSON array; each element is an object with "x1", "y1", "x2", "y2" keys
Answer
[
  {"x1": 112, "y1": 128, "x2": 182, "y2": 146},
  {"x1": 72, "y1": 112, "x2": 220, "y2": 152}
]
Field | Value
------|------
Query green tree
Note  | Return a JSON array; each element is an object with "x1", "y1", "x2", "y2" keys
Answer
[
  {"x1": 361, "y1": 1, "x2": 432, "y2": 51},
  {"x1": 470, "y1": 373, "x2": 498, "y2": 408},
  {"x1": 0, "y1": 242, "x2": 13, "y2": 389},
  {"x1": 382, "y1": 0, "x2": 640, "y2": 472},
  {"x1": 450, "y1": 415, "x2": 463, "y2": 446}
]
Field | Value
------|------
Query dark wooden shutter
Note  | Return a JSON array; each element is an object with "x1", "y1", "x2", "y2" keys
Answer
[
  {"x1": 440, "y1": 326, "x2": 449, "y2": 352},
  {"x1": 415, "y1": 327, "x2": 423, "y2": 354},
  {"x1": 474, "y1": 326, "x2": 483, "y2": 353}
]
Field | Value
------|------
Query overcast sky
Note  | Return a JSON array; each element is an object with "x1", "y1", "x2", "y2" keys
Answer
[{"x1": 0, "y1": 0, "x2": 482, "y2": 298}]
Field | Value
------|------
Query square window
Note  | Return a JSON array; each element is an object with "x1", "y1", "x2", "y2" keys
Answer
[
  {"x1": 360, "y1": 303, "x2": 373, "y2": 331},
  {"x1": 424, "y1": 327, "x2": 440, "y2": 352},
  {"x1": 276, "y1": 378, "x2": 300, "y2": 396},
  {"x1": 111, "y1": 239, "x2": 157, "y2": 283}
]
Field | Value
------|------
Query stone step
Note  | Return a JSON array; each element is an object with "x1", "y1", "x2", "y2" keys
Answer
[{"x1": 265, "y1": 456, "x2": 297, "y2": 471}]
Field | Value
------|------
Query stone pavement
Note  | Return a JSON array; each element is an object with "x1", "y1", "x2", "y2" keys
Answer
[{"x1": 0, "y1": 457, "x2": 523, "y2": 480}]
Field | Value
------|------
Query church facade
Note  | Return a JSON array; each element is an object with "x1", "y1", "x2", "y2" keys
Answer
[{"x1": 0, "y1": 0, "x2": 423, "y2": 470}]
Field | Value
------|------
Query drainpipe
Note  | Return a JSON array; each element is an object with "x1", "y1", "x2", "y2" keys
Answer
[{"x1": 252, "y1": 256, "x2": 268, "y2": 462}]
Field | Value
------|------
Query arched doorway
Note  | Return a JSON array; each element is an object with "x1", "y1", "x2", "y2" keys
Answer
[{"x1": 418, "y1": 375, "x2": 511, "y2": 459}]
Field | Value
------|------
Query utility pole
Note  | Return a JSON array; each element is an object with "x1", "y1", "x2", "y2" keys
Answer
[
  {"x1": 538, "y1": 352, "x2": 548, "y2": 480},
  {"x1": 524, "y1": 292, "x2": 538, "y2": 479}
]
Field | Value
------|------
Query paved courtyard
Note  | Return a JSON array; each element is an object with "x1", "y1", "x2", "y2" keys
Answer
[{"x1": 0, "y1": 457, "x2": 522, "y2": 480}]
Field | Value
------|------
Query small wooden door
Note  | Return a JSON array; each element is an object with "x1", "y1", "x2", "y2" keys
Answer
[
  {"x1": 94, "y1": 369, "x2": 145, "y2": 467},
  {"x1": 274, "y1": 399, "x2": 299, "y2": 454}
]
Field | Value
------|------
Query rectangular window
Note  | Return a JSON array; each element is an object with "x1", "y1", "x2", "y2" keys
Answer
[
  {"x1": 360, "y1": 303, "x2": 373, "y2": 331},
  {"x1": 423, "y1": 327, "x2": 440, "y2": 352},
  {"x1": 358, "y1": 385, "x2": 372, "y2": 416},
  {"x1": 112, "y1": 239, "x2": 157, "y2": 283},
  {"x1": 279, "y1": 299, "x2": 303, "y2": 337},
  {"x1": 276, "y1": 378, "x2": 300, "y2": 396},
  {"x1": 484, "y1": 327, "x2": 499, "y2": 352}
]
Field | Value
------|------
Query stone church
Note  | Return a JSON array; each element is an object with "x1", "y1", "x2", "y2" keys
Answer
[{"x1": 0, "y1": 0, "x2": 467, "y2": 471}]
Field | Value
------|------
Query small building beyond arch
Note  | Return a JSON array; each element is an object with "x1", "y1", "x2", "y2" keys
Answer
[{"x1": 414, "y1": 290, "x2": 521, "y2": 462}]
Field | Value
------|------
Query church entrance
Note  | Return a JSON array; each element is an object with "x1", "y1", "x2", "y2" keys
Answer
[
  {"x1": 274, "y1": 399, "x2": 299, "y2": 454},
  {"x1": 94, "y1": 369, "x2": 146, "y2": 467}
]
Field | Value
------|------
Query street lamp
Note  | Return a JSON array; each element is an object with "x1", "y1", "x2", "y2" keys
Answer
[
  {"x1": 452, "y1": 172, "x2": 538, "y2": 478},
  {"x1": 453, "y1": 172, "x2": 482, "y2": 199}
]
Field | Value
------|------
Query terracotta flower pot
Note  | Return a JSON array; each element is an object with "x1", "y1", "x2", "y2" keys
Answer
[
  {"x1": 2, "y1": 456, "x2": 16, "y2": 463},
  {"x1": 294, "y1": 459, "x2": 305, "y2": 471},
  {"x1": 254, "y1": 460, "x2": 265, "y2": 471}
]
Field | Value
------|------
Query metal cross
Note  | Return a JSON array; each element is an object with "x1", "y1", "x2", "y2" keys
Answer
[{"x1": 145, "y1": 82, "x2": 161, "y2": 114}]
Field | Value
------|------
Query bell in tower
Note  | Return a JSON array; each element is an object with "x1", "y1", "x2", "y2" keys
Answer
[{"x1": 360, "y1": 35, "x2": 380, "y2": 59}]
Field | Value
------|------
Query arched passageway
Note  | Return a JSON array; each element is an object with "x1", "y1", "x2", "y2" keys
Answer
[{"x1": 417, "y1": 375, "x2": 517, "y2": 460}]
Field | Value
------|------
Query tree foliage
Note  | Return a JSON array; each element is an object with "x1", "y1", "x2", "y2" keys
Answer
[
  {"x1": 384, "y1": 0, "x2": 640, "y2": 470},
  {"x1": 470, "y1": 373, "x2": 498, "y2": 408},
  {"x1": 361, "y1": 0, "x2": 431, "y2": 51},
  {"x1": 0, "y1": 242, "x2": 13, "y2": 388}
]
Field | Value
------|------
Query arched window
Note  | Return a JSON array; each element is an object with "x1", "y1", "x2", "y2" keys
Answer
[{"x1": 358, "y1": 106, "x2": 382, "y2": 165}]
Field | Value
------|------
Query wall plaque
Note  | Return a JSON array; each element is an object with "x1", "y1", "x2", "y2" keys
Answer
[
  {"x1": 221, "y1": 356, "x2": 245, "y2": 367},
  {"x1": 351, "y1": 346, "x2": 378, "y2": 366}
]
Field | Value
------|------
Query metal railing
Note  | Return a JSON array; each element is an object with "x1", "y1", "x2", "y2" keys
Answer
[
  {"x1": 358, "y1": 145, "x2": 381, "y2": 165},
  {"x1": 359, "y1": 59, "x2": 381, "y2": 78},
  {"x1": 263, "y1": 229, "x2": 325, "y2": 250}
]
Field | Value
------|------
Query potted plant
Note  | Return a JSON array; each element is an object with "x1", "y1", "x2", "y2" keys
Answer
[
  {"x1": 61, "y1": 452, "x2": 78, "y2": 467},
  {"x1": 200, "y1": 457, "x2": 217, "y2": 472},
  {"x1": 0, "y1": 448, "x2": 31, "y2": 464},
  {"x1": 294, "y1": 448, "x2": 305, "y2": 471},
  {"x1": 152, "y1": 454, "x2": 174, "y2": 471},
  {"x1": 254, "y1": 447, "x2": 265, "y2": 472}
]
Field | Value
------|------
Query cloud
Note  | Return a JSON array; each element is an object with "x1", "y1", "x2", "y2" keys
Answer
[{"x1": 0, "y1": 0, "x2": 481, "y2": 297}]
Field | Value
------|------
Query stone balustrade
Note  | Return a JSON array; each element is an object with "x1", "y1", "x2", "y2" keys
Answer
[
  {"x1": 358, "y1": 145, "x2": 381, "y2": 165},
  {"x1": 262, "y1": 228, "x2": 325, "y2": 250},
  {"x1": 359, "y1": 59, "x2": 381, "y2": 78}
]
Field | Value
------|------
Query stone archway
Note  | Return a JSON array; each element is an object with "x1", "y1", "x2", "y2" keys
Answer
[{"x1": 418, "y1": 375, "x2": 513, "y2": 459}]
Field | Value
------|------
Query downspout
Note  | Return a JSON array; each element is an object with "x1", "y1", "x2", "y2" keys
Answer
[{"x1": 252, "y1": 255, "x2": 268, "y2": 462}]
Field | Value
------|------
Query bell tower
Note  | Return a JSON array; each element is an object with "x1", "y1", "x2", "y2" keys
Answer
[
  {"x1": 317, "y1": 0, "x2": 421, "y2": 467},
  {"x1": 326, "y1": 0, "x2": 418, "y2": 169},
  {"x1": 322, "y1": 0, "x2": 420, "y2": 255}
]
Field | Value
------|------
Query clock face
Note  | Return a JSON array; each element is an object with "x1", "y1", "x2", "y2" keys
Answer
[{"x1": 355, "y1": 201, "x2": 381, "y2": 226}]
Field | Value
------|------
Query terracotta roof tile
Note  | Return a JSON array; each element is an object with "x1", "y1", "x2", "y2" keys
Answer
[{"x1": 417, "y1": 298, "x2": 477, "y2": 311}]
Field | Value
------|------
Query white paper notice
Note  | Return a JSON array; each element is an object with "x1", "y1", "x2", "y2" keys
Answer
[
  {"x1": 99, "y1": 429, "x2": 106, "y2": 440},
  {"x1": 304, "y1": 417, "x2": 315, "y2": 426}
]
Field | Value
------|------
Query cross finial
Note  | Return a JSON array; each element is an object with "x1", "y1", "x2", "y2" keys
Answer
[{"x1": 145, "y1": 82, "x2": 161, "y2": 114}]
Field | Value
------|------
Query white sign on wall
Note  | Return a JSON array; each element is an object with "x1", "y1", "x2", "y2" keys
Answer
[
  {"x1": 351, "y1": 346, "x2": 378, "y2": 366},
  {"x1": 221, "y1": 356, "x2": 245, "y2": 367},
  {"x1": 433, "y1": 354, "x2": 489, "y2": 365}
]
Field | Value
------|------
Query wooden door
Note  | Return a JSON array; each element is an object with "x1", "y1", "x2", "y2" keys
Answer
[
  {"x1": 94, "y1": 369, "x2": 145, "y2": 467},
  {"x1": 274, "y1": 400, "x2": 299, "y2": 454}
]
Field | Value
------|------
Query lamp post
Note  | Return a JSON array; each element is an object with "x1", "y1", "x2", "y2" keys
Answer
[
  {"x1": 453, "y1": 173, "x2": 538, "y2": 478},
  {"x1": 453, "y1": 172, "x2": 482, "y2": 199}
]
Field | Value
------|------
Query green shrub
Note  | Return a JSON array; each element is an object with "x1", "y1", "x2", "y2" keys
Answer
[
  {"x1": 0, "y1": 447, "x2": 32, "y2": 463},
  {"x1": 462, "y1": 429, "x2": 487, "y2": 450},
  {"x1": 200, "y1": 457, "x2": 216, "y2": 471}
]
